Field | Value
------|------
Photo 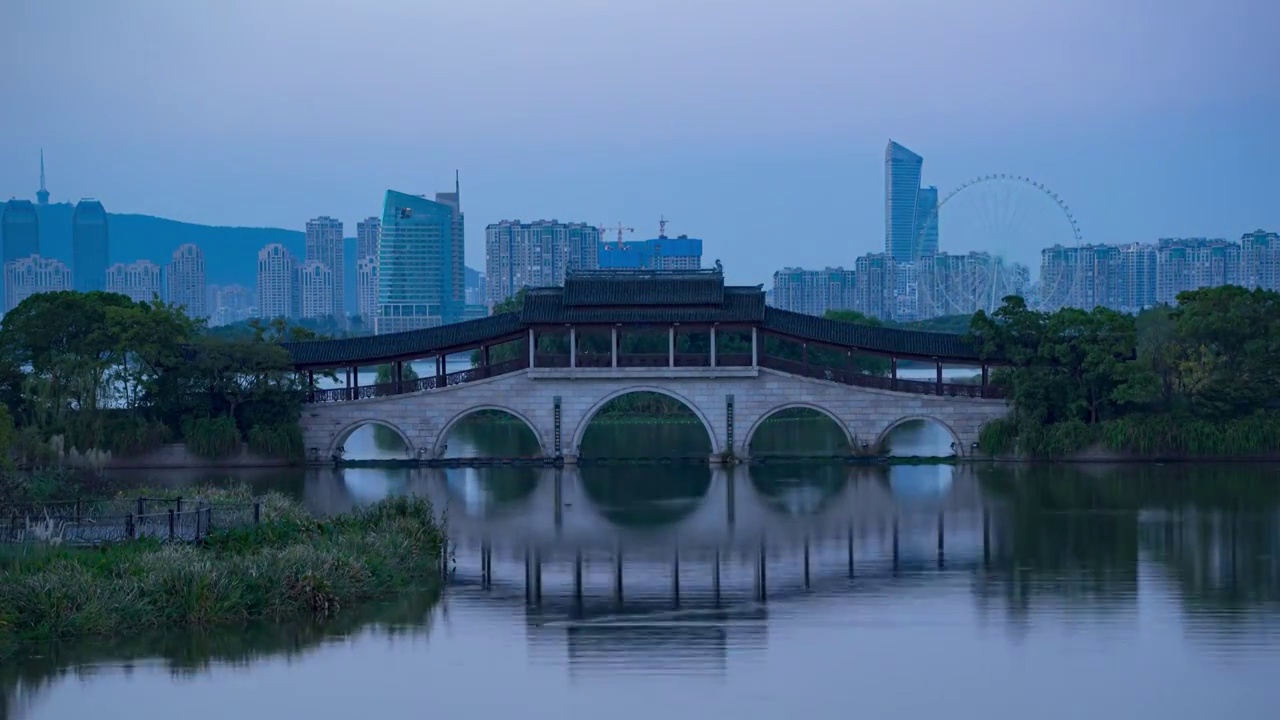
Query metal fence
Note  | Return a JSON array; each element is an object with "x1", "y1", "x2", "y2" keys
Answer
[{"x1": 1, "y1": 495, "x2": 262, "y2": 546}]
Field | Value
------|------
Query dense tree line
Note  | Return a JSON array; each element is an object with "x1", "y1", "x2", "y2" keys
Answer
[
  {"x1": 0, "y1": 292, "x2": 313, "y2": 465},
  {"x1": 971, "y1": 286, "x2": 1280, "y2": 457}
]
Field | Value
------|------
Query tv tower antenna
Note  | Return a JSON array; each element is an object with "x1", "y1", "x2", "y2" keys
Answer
[{"x1": 37, "y1": 149, "x2": 49, "y2": 205}]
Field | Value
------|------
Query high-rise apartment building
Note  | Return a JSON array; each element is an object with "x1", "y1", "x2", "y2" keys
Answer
[
  {"x1": 1155, "y1": 238, "x2": 1240, "y2": 305},
  {"x1": 485, "y1": 220, "x2": 601, "y2": 306},
  {"x1": 298, "y1": 260, "x2": 336, "y2": 320},
  {"x1": 305, "y1": 216, "x2": 344, "y2": 321},
  {"x1": 915, "y1": 186, "x2": 940, "y2": 258},
  {"x1": 376, "y1": 183, "x2": 465, "y2": 334},
  {"x1": 884, "y1": 141, "x2": 937, "y2": 263},
  {"x1": 355, "y1": 217, "x2": 381, "y2": 321},
  {"x1": 1241, "y1": 229, "x2": 1280, "y2": 292},
  {"x1": 257, "y1": 243, "x2": 297, "y2": 320},
  {"x1": 106, "y1": 260, "x2": 162, "y2": 303},
  {"x1": 166, "y1": 243, "x2": 207, "y2": 318},
  {"x1": 1116, "y1": 243, "x2": 1158, "y2": 312},
  {"x1": 4, "y1": 255, "x2": 71, "y2": 312},
  {"x1": 356, "y1": 256, "x2": 379, "y2": 321},
  {"x1": 207, "y1": 284, "x2": 255, "y2": 327},
  {"x1": 1039, "y1": 244, "x2": 1118, "y2": 311},
  {"x1": 770, "y1": 267, "x2": 857, "y2": 317},
  {"x1": 598, "y1": 236, "x2": 702, "y2": 271},
  {"x1": 72, "y1": 199, "x2": 109, "y2": 292},
  {"x1": 356, "y1": 217, "x2": 381, "y2": 260},
  {"x1": 854, "y1": 253, "x2": 896, "y2": 320}
]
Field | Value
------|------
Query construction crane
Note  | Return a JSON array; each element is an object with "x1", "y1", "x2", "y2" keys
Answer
[
  {"x1": 599, "y1": 222, "x2": 635, "y2": 249},
  {"x1": 658, "y1": 215, "x2": 669, "y2": 238}
]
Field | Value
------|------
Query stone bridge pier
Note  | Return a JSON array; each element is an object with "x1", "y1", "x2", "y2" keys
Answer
[{"x1": 300, "y1": 367, "x2": 1008, "y2": 464}]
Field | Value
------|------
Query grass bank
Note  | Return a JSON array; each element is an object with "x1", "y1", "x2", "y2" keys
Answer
[{"x1": 0, "y1": 491, "x2": 445, "y2": 660}]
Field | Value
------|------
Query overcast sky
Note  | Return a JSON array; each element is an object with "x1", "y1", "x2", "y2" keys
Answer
[{"x1": 1, "y1": 0, "x2": 1277, "y2": 282}]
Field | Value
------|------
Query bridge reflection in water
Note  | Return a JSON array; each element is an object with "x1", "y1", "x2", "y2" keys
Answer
[
  {"x1": 310, "y1": 461, "x2": 996, "y2": 678},
  {"x1": 305, "y1": 461, "x2": 994, "y2": 605}
]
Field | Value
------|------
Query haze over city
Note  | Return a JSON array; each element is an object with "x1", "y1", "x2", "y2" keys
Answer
[{"x1": 2, "y1": 0, "x2": 1277, "y2": 284}]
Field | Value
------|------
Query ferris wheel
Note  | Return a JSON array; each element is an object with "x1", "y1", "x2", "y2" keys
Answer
[{"x1": 913, "y1": 174, "x2": 1083, "y2": 314}]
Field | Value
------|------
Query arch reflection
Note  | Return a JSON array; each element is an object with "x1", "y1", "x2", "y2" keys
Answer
[
  {"x1": 441, "y1": 466, "x2": 541, "y2": 518},
  {"x1": 579, "y1": 463, "x2": 713, "y2": 528},
  {"x1": 342, "y1": 466, "x2": 417, "y2": 504},
  {"x1": 885, "y1": 463, "x2": 956, "y2": 507},
  {"x1": 747, "y1": 463, "x2": 850, "y2": 516}
]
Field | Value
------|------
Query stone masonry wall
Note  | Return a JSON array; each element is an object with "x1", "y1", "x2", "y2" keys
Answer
[{"x1": 300, "y1": 368, "x2": 1009, "y2": 462}]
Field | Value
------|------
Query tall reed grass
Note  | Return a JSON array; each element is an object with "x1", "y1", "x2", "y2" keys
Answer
[{"x1": 0, "y1": 494, "x2": 445, "y2": 659}]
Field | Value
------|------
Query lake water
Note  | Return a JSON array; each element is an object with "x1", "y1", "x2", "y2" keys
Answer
[{"x1": 7, "y1": 416, "x2": 1280, "y2": 719}]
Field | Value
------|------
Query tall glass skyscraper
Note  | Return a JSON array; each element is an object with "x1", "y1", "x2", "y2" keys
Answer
[
  {"x1": 376, "y1": 185, "x2": 465, "y2": 334},
  {"x1": 2, "y1": 199, "x2": 40, "y2": 264},
  {"x1": 884, "y1": 141, "x2": 938, "y2": 262},
  {"x1": 73, "y1": 199, "x2": 109, "y2": 292}
]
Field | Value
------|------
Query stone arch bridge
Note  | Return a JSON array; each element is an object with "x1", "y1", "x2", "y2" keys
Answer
[{"x1": 284, "y1": 270, "x2": 1009, "y2": 464}]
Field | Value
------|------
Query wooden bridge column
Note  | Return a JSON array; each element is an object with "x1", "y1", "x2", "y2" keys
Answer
[
  {"x1": 751, "y1": 327, "x2": 758, "y2": 367},
  {"x1": 351, "y1": 366, "x2": 359, "y2": 399},
  {"x1": 668, "y1": 325, "x2": 675, "y2": 367},
  {"x1": 394, "y1": 360, "x2": 403, "y2": 393},
  {"x1": 307, "y1": 370, "x2": 314, "y2": 402},
  {"x1": 569, "y1": 325, "x2": 577, "y2": 368},
  {"x1": 710, "y1": 325, "x2": 717, "y2": 367},
  {"x1": 528, "y1": 329, "x2": 536, "y2": 368},
  {"x1": 935, "y1": 359, "x2": 943, "y2": 394},
  {"x1": 891, "y1": 357, "x2": 898, "y2": 380},
  {"x1": 344, "y1": 367, "x2": 351, "y2": 400},
  {"x1": 610, "y1": 326, "x2": 618, "y2": 368},
  {"x1": 981, "y1": 363, "x2": 990, "y2": 397}
]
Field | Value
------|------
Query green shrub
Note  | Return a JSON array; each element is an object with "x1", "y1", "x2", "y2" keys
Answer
[
  {"x1": 246, "y1": 422, "x2": 304, "y2": 461},
  {"x1": 181, "y1": 417, "x2": 242, "y2": 459}
]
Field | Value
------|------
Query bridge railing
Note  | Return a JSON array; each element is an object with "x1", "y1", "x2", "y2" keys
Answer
[
  {"x1": 758, "y1": 354, "x2": 1000, "y2": 399},
  {"x1": 306, "y1": 356, "x2": 531, "y2": 403},
  {"x1": 302, "y1": 347, "x2": 1000, "y2": 403}
]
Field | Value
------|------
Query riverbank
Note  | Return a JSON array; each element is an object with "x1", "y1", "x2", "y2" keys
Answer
[
  {"x1": 0, "y1": 491, "x2": 446, "y2": 660},
  {"x1": 979, "y1": 413, "x2": 1280, "y2": 461}
]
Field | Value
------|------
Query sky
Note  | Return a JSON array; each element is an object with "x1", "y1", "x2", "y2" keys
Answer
[{"x1": 1, "y1": 0, "x2": 1277, "y2": 284}]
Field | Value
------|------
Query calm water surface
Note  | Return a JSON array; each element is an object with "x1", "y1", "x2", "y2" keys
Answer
[{"x1": 8, "y1": 418, "x2": 1280, "y2": 719}]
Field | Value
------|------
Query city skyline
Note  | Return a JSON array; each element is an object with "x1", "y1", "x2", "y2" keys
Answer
[{"x1": 2, "y1": 1, "x2": 1275, "y2": 285}]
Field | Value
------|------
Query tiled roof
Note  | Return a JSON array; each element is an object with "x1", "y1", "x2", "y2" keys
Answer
[
  {"x1": 761, "y1": 307, "x2": 986, "y2": 361},
  {"x1": 282, "y1": 313, "x2": 524, "y2": 367},
  {"x1": 562, "y1": 271, "x2": 724, "y2": 306},
  {"x1": 522, "y1": 286, "x2": 765, "y2": 325}
]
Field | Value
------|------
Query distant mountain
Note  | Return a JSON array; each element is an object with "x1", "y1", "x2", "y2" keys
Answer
[{"x1": 26, "y1": 203, "x2": 481, "y2": 314}]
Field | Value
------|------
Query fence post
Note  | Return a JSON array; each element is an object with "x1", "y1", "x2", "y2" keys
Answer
[
  {"x1": 75, "y1": 499, "x2": 82, "y2": 523},
  {"x1": 176, "y1": 496, "x2": 183, "y2": 513},
  {"x1": 136, "y1": 497, "x2": 145, "y2": 519},
  {"x1": 253, "y1": 502, "x2": 261, "y2": 525},
  {"x1": 168, "y1": 509, "x2": 175, "y2": 541},
  {"x1": 126, "y1": 513, "x2": 136, "y2": 540}
]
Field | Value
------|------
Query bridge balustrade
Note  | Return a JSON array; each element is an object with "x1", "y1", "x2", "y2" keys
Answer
[
  {"x1": 300, "y1": 334, "x2": 1000, "y2": 402},
  {"x1": 616, "y1": 353, "x2": 671, "y2": 368}
]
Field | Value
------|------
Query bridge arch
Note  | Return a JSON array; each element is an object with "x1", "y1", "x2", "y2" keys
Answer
[
  {"x1": 741, "y1": 402, "x2": 854, "y2": 456},
  {"x1": 570, "y1": 386, "x2": 720, "y2": 457},
  {"x1": 431, "y1": 405, "x2": 546, "y2": 459},
  {"x1": 329, "y1": 418, "x2": 416, "y2": 459},
  {"x1": 874, "y1": 415, "x2": 964, "y2": 457}
]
